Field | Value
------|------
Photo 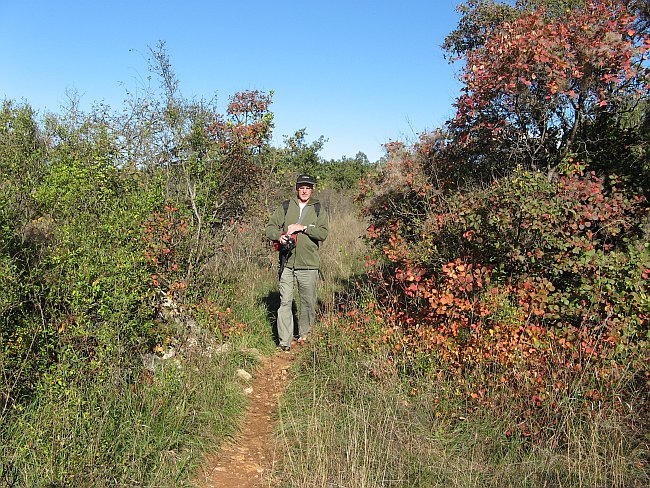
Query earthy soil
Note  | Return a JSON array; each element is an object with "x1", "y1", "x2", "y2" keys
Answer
[{"x1": 194, "y1": 344, "x2": 296, "y2": 488}]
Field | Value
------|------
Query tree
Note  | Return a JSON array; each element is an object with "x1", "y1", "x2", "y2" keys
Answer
[
  {"x1": 279, "y1": 128, "x2": 326, "y2": 177},
  {"x1": 442, "y1": 0, "x2": 519, "y2": 59},
  {"x1": 440, "y1": 0, "x2": 650, "y2": 185},
  {"x1": 356, "y1": 2, "x2": 649, "y2": 448},
  {"x1": 205, "y1": 88, "x2": 274, "y2": 223},
  {"x1": 321, "y1": 151, "x2": 372, "y2": 190}
]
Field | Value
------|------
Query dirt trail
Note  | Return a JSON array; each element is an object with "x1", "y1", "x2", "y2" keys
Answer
[{"x1": 194, "y1": 346, "x2": 295, "y2": 488}]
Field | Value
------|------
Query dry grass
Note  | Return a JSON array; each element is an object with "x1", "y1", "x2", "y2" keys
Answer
[
  {"x1": 274, "y1": 338, "x2": 648, "y2": 487},
  {"x1": 317, "y1": 188, "x2": 368, "y2": 310},
  {"x1": 274, "y1": 338, "x2": 425, "y2": 488}
]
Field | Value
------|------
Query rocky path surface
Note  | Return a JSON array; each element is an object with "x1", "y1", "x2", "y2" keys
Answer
[{"x1": 194, "y1": 346, "x2": 295, "y2": 488}]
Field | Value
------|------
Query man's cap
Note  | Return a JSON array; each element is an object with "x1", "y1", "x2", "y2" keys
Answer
[{"x1": 296, "y1": 174, "x2": 316, "y2": 186}]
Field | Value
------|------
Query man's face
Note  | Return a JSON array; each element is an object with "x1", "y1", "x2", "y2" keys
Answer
[{"x1": 296, "y1": 184, "x2": 313, "y2": 203}]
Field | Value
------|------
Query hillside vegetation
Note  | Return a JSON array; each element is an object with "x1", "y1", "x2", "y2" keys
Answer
[
  {"x1": 276, "y1": 1, "x2": 649, "y2": 486},
  {"x1": 1, "y1": 1, "x2": 649, "y2": 486},
  {"x1": 0, "y1": 42, "x2": 370, "y2": 485}
]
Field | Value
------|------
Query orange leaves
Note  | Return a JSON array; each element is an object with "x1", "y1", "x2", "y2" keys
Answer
[
  {"x1": 362, "y1": 258, "x2": 499, "y2": 369},
  {"x1": 450, "y1": 0, "x2": 650, "y2": 163},
  {"x1": 383, "y1": 230, "x2": 410, "y2": 263},
  {"x1": 441, "y1": 259, "x2": 489, "y2": 293},
  {"x1": 207, "y1": 90, "x2": 273, "y2": 154},
  {"x1": 361, "y1": 160, "x2": 646, "y2": 391},
  {"x1": 366, "y1": 225, "x2": 381, "y2": 239}
]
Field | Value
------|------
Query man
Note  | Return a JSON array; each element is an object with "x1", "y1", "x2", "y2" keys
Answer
[{"x1": 266, "y1": 174, "x2": 329, "y2": 352}]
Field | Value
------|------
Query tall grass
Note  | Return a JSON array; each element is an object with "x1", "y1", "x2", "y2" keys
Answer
[
  {"x1": 0, "y1": 264, "x2": 277, "y2": 487},
  {"x1": 317, "y1": 188, "x2": 368, "y2": 309},
  {"x1": 275, "y1": 327, "x2": 648, "y2": 487},
  {"x1": 275, "y1": 331, "x2": 428, "y2": 487},
  {"x1": 0, "y1": 341, "x2": 269, "y2": 487}
]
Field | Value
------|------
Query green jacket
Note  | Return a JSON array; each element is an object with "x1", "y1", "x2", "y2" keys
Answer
[{"x1": 265, "y1": 197, "x2": 329, "y2": 270}]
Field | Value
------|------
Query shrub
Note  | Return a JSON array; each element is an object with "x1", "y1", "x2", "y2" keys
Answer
[{"x1": 358, "y1": 155, "x2": 649, "y2": 441}]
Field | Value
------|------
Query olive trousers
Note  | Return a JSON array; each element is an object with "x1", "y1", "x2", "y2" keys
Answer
[{"x1": 277, "y1": 267, "x2": 319, "y2": 348}]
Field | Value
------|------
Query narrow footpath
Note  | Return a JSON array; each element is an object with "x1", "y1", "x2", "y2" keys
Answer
[{"x1": 194, "y1": 346, "x2": 295, "y2": 488}]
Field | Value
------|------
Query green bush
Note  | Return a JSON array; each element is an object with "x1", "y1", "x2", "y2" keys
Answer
[{"x1": 356, "y1": 148, "x2": 649, "y2": 451}]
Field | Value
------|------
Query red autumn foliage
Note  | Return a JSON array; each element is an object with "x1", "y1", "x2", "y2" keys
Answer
[
  {"x1": 207, "y1": 90, "x2": 273, "y2": 157},
  {"x1": 444, "y1": 0, "x2": 650, "y2": 182},
  {"x1": 355, "y1": 144, "x2": 648, "y2": 437},
  {"x1": 142, "y1": 204, "x2": 189, "y2": 296}
]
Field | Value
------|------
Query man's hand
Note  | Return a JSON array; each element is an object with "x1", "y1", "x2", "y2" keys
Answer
[{"x1": 286, "y1": 224, "x2": 306, "y2": 235}]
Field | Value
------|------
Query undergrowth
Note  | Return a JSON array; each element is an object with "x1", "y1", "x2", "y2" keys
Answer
[
  {"x1": 272, "y1": 190, "x2": 648, "y2": 487},
  {"x1": 1, "y1": 349, "x2": 246, "y2": 486},
  {"x1": 276, "y1": 321, "x2": 648, "y2": 487}
]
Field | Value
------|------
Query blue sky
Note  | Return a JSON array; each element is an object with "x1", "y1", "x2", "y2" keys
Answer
[{"x1": 0, "y1": 1, "x2": 464, "y2": 163}]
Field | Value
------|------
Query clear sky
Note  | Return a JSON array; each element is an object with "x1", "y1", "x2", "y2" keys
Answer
[{"x1": 0, "y1": 1, "x2": 464, "y2": 163}]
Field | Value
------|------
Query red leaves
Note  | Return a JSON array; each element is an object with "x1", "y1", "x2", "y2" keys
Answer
[
  {"x1": 142, "y1": 204, "x2": 188, "y2": 294},
  {"x1": 356, "y1": 150, "x2": 648, "y2": 441},
  {"x1": 206, "y1": 90, "x2": 273, "y2": 156},
  {"x1": 450, "y1": 0, "x2": 650, "y2": 161}
]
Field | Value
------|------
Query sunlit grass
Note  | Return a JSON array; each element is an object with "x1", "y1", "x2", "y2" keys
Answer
[
  {"x1": 0, "y1": 347, "x2": 252, "y2": 487},
  {"x1": 274, "y1": 326, "x2": 648, "y2": 487}
]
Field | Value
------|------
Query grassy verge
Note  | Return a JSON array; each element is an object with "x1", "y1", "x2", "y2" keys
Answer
[
  {"x1": 2, "y1": 357, "x2": 233, "y2": 486},
  {"x1": 0, "y1": 326, "x2": 278, "y2": 487},
  {"x1": 0, "y1": 272, "x2": 277, "y2": 487},
  {"x1": 276, "y1": 330, "x2": 425, "y2": 487},
  {"x1": 275, "y1": 325, "x2": 648, "y2": 487}
]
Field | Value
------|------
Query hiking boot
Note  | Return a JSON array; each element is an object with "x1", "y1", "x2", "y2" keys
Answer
[
  {"x1": 279, "y1": 345, "x2": 291, "y2": 353},
  {"x1": 298, "y1": 335, "x2": 310, "y2": 345}
]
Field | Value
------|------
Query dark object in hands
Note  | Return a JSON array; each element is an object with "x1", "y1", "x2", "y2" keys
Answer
[
  {"x1": 274, "y1": 233, "x2": 297, "y2": 278},
  {"x1": 281, "y1": 235, "x2": 296, "y2": 253},
  {"x1": 273, "y1": 233, "x2": 297, "y2": 253}
]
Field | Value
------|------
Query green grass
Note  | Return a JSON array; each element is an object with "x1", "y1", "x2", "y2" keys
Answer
[
  {"x1": 273, "y1": 324, "x2": 648, "y2": 487},
  {"x1": 0, "y1": 333, "x2": 266, "y2": 487}
]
